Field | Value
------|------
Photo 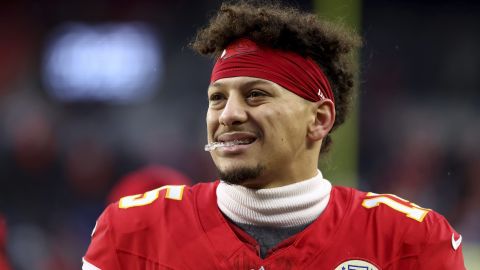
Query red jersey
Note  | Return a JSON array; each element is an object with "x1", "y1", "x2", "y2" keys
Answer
[{"x1": 83, "y1": 181, "x2": 465, "y2": 270}]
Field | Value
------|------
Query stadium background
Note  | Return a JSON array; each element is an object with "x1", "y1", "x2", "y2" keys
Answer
[{"x1": 0, "y1": 0, "x2": 478, "y2": 269}]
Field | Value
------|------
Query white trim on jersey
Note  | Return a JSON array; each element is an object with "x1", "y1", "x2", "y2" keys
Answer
[{"x1": 82, "y1": 257, "x2": 101, "y2": 270}]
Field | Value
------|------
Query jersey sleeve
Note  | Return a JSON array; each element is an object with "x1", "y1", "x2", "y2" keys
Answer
[
  {"x1": 83, "y1": 204, "x2": 121, "y2": 270},
  {"x1": 415, "y1": 213, "x2": 466, "y2": 269}
]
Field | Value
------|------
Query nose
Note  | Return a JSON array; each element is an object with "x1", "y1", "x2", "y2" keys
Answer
[{"x1": 219, "y1": 95, "x2": 248, "y2": 126}]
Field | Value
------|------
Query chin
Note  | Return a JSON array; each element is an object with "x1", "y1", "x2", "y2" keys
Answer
[{"x1": 217, "y1": 164, "x2": 265, "y2": 186}]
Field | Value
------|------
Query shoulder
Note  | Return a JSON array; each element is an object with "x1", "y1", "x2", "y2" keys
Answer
[
  {"x1": 330, "y1": 186, "x2": 464, "y2": 268},
  {"x1": 100, "y1": 181, "x2": 218, "y2": 233},
  {"x1": 83, "y1": 181, "x2": 219, "y2": 269},
  {"x1": 332, "y1": 186, "x2": 457, "y2": 244}
]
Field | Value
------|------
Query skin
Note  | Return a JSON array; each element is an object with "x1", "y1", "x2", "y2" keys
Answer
[{"x1": 206, "y1": 76, "x2": 335, "y2": 189}]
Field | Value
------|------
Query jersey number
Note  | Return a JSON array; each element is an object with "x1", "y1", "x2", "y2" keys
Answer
[
  {"x1": 362, "y1": 192, "x2": 430, "y2": 222},
  {"x1": 118, "y1": 185, "x2": 185, "y2": 209}
]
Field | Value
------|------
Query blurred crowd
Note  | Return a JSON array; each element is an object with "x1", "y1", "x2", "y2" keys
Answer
[
  {"x1": 360, "y1": 0, "x2": 480, "y2": 245},
  {"x1": 0, "y1": 0, "x2": 479, "y2": 269}
]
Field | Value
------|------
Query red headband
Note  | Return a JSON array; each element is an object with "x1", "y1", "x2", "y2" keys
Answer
[{"x1": 210, "y1": 39, "x2": 334, "y2": 103}]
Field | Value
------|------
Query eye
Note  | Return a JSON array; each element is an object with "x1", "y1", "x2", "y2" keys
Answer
[
  {"x1": 208, "y1": 92, "x2": 227, "y2": 108},
  {"x1": 247, "y1": 89, "x2": 267, "y2": 99},
  {"x1": 208, "y1": 92, "x2": 225, "y2": 102}
]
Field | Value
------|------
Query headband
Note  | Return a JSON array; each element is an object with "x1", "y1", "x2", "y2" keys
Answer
[{"x1": 210, "y1": 39, "x2": 334, "y2": 103}]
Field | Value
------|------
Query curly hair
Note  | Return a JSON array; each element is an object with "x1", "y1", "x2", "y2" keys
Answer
[{"x1": 190, "y1": 0, "x2": 361, "y2": 153}]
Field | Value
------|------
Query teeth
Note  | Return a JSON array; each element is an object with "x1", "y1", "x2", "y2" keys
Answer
[{"x1": 204, "y1": 140, "x2": 251, "y2": 152}]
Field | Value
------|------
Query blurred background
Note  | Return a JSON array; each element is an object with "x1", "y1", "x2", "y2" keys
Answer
[{"x1": 0, "y1": 0, "x2": 478, "y2": 269}]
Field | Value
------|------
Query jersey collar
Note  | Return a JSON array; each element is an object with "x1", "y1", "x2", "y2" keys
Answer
[{"x1": 195, "y1": 181, "x2": 352, "y2": 267}]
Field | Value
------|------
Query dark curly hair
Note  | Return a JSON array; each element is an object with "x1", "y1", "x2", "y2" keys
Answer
[{"x1": 190, "y1": 1, "x2": 361, "y2": 153}]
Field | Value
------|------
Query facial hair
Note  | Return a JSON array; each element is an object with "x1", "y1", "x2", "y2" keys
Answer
[{"x1": 217, "y1": 164, "x2": 265, "y2": 186}]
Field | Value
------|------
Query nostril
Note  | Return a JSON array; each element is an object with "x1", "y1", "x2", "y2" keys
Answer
[{"x1": 219, "y1": 117, "x2": 244, "y2": 127}]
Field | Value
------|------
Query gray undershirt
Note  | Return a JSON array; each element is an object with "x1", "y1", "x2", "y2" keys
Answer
[{"x1": 233, "y1": 222, "x2": 311, "y2": 258}]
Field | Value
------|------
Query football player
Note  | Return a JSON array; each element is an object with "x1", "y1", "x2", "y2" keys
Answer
[{"x1": 83, "y1": 1, "x2": 466, "y2": 269}]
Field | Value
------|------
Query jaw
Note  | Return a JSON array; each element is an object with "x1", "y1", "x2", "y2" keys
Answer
[{"x1": 216, "y1": 163, "x2": 265, "y2": 186}]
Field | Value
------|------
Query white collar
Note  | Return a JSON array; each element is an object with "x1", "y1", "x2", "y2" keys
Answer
[{"x1": 216, "y1": 170, "x2": 332, "y2": 227}]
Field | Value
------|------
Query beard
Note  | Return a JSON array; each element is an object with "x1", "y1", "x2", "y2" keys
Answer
[{"x1": 217, "y1": 164, "x2": 265, "y2": 186}]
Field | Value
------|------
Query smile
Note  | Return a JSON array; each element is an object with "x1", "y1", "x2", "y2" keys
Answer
[{"x1": 205, "y1": 132, "x2": 258, "y2": 152}]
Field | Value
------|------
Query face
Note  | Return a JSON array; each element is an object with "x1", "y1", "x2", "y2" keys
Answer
[{"x1": 206, "y1": 76, "x2": 320, "y2": 188}]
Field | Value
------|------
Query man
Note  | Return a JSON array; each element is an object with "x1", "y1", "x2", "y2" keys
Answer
[{"x1": 83, "y1": 1, "x2": 466, "y2": 269}]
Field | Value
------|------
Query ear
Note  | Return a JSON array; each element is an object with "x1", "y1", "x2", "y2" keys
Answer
[{"x1": 307, "y1": 99, "x2": 335, "y2": 141}]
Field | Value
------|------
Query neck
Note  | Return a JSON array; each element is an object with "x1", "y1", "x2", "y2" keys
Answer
[{"x1": 216, "y1": 170, "x2": 332, "y2": 227}]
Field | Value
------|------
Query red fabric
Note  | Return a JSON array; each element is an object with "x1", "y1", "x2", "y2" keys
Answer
[
  {"x1": 211, "y1": 39, "x2": 334, "y2": 103},
  {"x1": 0, "y1": 215, "x2": 11, "y2": 270},
  {"x1": 107, "y1": 165, "x2": 192, "y2": 204},
  {"x1": 84, "y1": 182, "x2": 466, "y2": 269}
]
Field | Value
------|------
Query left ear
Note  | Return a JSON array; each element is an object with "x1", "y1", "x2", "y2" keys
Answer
[{"x1": 307, "y1": 99, "x2": 335, "y2": 141}]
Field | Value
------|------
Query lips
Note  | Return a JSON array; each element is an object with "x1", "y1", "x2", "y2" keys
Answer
[
  {"x1": 216, "y1": 132, "x2": 257, "y2": 145},
  {"x1": 210, "y1": 132, "x2": 259, "y2": 153}
]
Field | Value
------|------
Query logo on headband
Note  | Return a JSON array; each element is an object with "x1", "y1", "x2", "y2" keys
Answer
[
  {"x1": 317, "y1": 89, "x2": 325, "y2": 100},
  {"x1": 220, "y1": 39, "x2": 259, "y2": 60}
]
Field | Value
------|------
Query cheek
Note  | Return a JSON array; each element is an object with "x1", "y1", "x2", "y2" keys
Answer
[
  {"x1": 264, "y1": 108, "x2": 304, "y2": 133},
  {"x1": 264, "y1": 109, "x2": 308, "y2": 146},
  {"x1": 206, "y1": 111, "x2": 218, "y2": 139}
]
